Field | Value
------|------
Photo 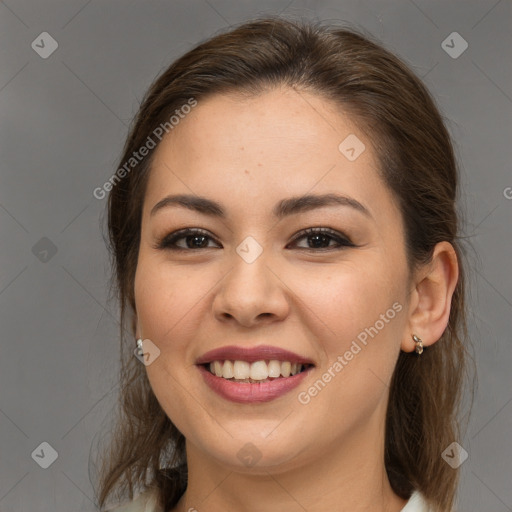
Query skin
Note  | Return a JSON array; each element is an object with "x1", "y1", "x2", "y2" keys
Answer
[{"x1": 133, "y1": 86, "x2": 459, "y2": 512}]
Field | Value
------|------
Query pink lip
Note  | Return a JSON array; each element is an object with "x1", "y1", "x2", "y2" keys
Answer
[
  {"x1": 197, "y1": 364, "x2": 314, "y2": 403},
  {"x1": 195, "y1": 344, "x2": 315, "y2": 365}
]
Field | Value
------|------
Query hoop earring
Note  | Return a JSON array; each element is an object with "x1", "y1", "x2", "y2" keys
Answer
[{"x1": 412, "y1": 334, "x2": 423, "y2": 355}]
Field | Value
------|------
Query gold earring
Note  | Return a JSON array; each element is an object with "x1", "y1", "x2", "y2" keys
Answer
[{"x1": 412, "y1": 334, "x2": 423, "y2": 354}]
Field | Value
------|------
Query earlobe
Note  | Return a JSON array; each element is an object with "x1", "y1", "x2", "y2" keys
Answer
[{"x1": 401, "y1": 241, "x2": 459, "y2": 353}]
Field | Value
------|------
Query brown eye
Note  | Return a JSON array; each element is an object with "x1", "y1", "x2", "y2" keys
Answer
[
  {"x1": 156, "y1": 228, "x2": 221, "y2": 251},
  {"x1": 288, "y1": 227, "x2": 355, "y2": 251}
]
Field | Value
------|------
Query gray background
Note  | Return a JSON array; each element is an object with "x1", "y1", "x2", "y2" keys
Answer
[{"x1": 0, "y1": 0, "x2": 511, "y2": 510}]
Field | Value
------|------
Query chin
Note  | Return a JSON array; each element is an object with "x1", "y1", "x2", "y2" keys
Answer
[{"x1": 192, "y1": 428, "x2": 313, "y2": 474}]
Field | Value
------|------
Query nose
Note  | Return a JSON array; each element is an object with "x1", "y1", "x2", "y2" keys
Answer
[{"x1": 212, "y1": 250, "x2": 290, "y2": 328}]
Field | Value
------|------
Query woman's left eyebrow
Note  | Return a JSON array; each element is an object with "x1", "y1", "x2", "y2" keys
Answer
[{"x1": 150, "y1": 193, "x2": 373, "y2": 221}]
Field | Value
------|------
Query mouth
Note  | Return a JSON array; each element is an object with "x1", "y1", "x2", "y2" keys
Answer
[{"x1": 195, "y1": 345, "x2": 315, "y2": 403}]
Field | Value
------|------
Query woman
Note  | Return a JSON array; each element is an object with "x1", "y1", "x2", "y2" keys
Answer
[{"x1": 95, "y1": 16, "x2": 473, "y2": 512}]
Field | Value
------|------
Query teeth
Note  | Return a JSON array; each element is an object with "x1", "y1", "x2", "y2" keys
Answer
[
  {"x1": 250, "y1": 361, "x2": 268, "y2": 380},
  {"x1": 268, "y1": 360, "x2": 281, "y2": 378},
  {"x1": 233, "y1": 361, "x2": 250, "y2": 380},
  {"x1": 280, "y1": 361, "x2": 291, "y2": 377},
  {"x1": 214, "y1": 361, "x2": 223, "y2": 377},
  {"x1": 222, "y1": 360, "x2": 234, "y2": 379},
  {"x1": 208, "y1": 360, "x2": 306, "y2": 380}
]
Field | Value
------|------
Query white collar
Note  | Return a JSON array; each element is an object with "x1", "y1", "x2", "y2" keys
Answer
[{"x1": 400, "y1": 490, "x2": 432, "y2": 511}]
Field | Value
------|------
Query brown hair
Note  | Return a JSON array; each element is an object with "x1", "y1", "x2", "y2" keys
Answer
[{"x1": 94, "y1": 15, "x2": 474, "y2": 512}]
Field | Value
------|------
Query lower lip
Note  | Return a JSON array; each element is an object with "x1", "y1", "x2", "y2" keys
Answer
[{"x1": 197, "y1": 365, "x2": 313, "y2": 403}]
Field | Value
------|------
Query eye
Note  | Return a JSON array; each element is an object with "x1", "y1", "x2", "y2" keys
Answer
[
  {"x1": 155, "y1": 228, "x2": 220, "y2": 251},
  {"x1": 287, "y1": 227, "x2": 355, "y2": 251},
  {"x1": 154, "y1": 227, "x2": 355, "y2": 252}
]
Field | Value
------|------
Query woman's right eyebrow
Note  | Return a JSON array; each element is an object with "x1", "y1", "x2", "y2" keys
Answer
[{"x1": 150, "y1": 193, "x2": 373, "y2": 221}]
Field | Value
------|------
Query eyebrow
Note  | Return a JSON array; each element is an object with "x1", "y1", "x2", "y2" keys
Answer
[{"x1": 150, "y1": 193, "x2": 372, "y2": 220}]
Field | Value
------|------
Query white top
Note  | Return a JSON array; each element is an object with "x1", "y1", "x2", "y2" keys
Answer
[
  {"x1": 401, "y1": 490, "x2": 432, "y2": 511},
  {"x1": 108, "y1": 488, "x2": 432, "y2": 511}
]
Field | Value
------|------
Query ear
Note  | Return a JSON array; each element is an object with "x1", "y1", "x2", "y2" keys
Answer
[{"x1": 401, "y1": 241, "x2": 459, "y2": 352}]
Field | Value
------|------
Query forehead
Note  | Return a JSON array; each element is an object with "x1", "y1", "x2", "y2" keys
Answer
[{"x1": 144, "y1": 87, "x2": 401, "y2": 226}]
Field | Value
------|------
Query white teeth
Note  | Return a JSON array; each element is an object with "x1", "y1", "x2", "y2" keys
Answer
[
  {"x1": 214, "y1": 361, "x2": 223, "y2": 377},
  {"x1": 268, "y1": 360, "x2": 281, "y2": 378},
  {"x1": 208, "y1": 360, "x2": 306, "y2": 380},
  {"x1": 280, "y1": 361, "x2": 291, "y2": 377},
  {"x1": 233, "y1": 360, "x2": 250, "y2": 380},
  {"x1": 250, "y1": 361, "x2": 268, "y2": 380},
  {"x1": 222, "y1": 360, "x2": 234, "y2": 379}
]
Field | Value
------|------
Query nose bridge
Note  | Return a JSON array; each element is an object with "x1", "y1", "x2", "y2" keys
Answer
[
  {"x1": 213, "y1": 236, "x2": 288, "y2": 325},
  {"x1": 232, "y1": 242, "x2": 270, "y2": 291},
  {"x1": 227, "y1": 238, "x2": 273, "y2": 301}
]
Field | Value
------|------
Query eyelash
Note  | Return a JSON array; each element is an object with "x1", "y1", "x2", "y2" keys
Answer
[{"x1": 154, "y1": 227, "x2": 356, "y2": 252}]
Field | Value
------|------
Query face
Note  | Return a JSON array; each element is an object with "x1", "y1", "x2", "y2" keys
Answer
[{"x1": 134, "y1": 87, "x2": 412, "y2": 473}]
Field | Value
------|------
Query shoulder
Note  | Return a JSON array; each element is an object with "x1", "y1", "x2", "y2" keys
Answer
[
  {"x1": 400, "y1": 490, "x2": 437, "y2": 512},
  {"x1": 106, "y1": 488, "x2": 164, "y2": 512}
]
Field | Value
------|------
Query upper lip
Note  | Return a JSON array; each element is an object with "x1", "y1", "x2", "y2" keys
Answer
[{"x1": 195, "y1": 345, "x2": 315, "y2": 365}]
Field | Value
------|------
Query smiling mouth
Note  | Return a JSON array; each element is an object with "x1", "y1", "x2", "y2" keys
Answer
[{"x1": 203, "y1": 360, "x2": 313, "y2": 383}]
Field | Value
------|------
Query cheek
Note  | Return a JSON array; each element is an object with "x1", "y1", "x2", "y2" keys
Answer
[
  {"x1": 289, "y1": 263, "x2": 406, "y2": 402},
  {"x1": 134, "y1": 259, "x2": 206, "y2": 344},
  {"x1": 292, "y1": 270, "x2": 403, "y2": 416},
  {"x1": 291, "y1": 264, "x2": 401, "y2": 342},
  {"x1": 134, "y1": 261, "x2": 206, "y2": 432}
]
